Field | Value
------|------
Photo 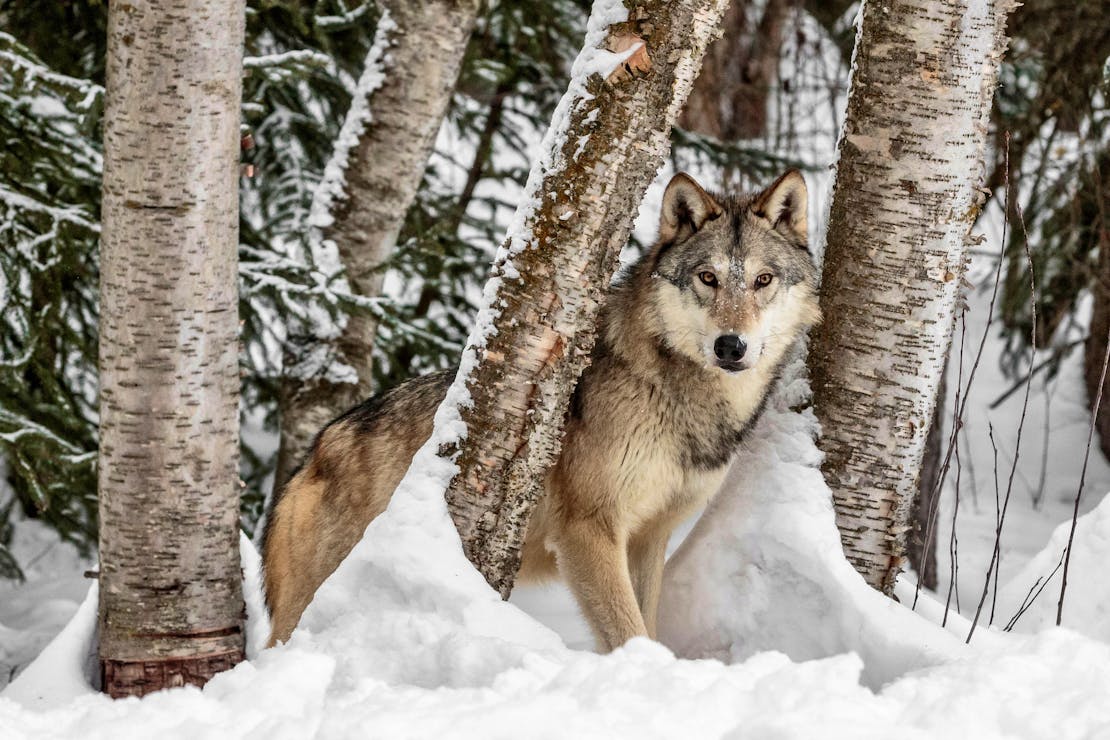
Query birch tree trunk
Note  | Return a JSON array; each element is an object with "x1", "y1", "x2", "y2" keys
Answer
[
  {"x1": 442, "y1": 0, "x2": 729, "y2": 597},
  {"x1": 273, "y1": 0, "x2": 480, "y2": 491},
  {"x1": 808, "y1": 0, "x2": 1016, "y2": 594},
  {"x1": 98, "y1": 0, "x2": 245, "y2": 697}
]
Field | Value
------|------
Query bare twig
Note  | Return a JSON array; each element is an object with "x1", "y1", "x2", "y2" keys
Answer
[
  {"x1": 1005, "y1": 549, "x2": 1065, "y2": 632},
  {"x1": 943, "y1": 324, "x2": 968, "y2": 624},
  {"x1": 967, "y1": 194, "x2": 1039, "y2": 643},
  {"x1": 987, "y1": 338, "x2": 1082, "y2": 410},
  {"x1": 1057, "y1": 156, "x2": 1110, "y2": 625},
  {"x1": 962, "y1": 415, "x2": 979, "y2": 509},
  {"x1": 928, "y1": 310, "x2": 963, "y2": 609},
  {"x1": 988, "y1": 422, "x2": 1001, "y2": 625},
  {"x1": 943, "y1": 422, "x2": 963, "y2": 626},
  {"x1": 1033, "y1": 372, "x2": 1052, "y2": 509},
  {"x1": 915, "y1": 314, "x2": 965, "y2": 610}
]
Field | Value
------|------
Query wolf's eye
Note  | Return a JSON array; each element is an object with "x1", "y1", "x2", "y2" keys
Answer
[
  {"x1": 754, "y1": 273, "x2": 774, "y2": 288},
  {"x1": 698, "y1": 271, "x2": 718, "y2": 287}
]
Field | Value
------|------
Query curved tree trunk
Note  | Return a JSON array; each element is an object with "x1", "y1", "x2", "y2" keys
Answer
[
  {"x1": 441, "y1": 0, "x2": 729, "y2": 597},
  {"x1": 98, "y1": 0, "x2": 245, "y2": 697},
  {"x1": 330, "y1": 0, "x2": 482, "y2": 387},
  {"x1": 808, "y1": 0, "x2": 1016, "y2": 594},
  {"x1": 273, "y1": 0, "x2": 481, "y2": 490}
]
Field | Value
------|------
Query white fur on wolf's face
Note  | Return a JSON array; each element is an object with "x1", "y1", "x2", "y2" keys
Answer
[
  {"x1": 649, "y1": 215, "x2": 820, "y2": 375},
  {"x1": 650, "y1": 274, "x2": 811, "y2": 374}
]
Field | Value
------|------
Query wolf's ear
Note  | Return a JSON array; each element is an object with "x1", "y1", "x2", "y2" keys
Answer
[
  {"x1": 658, "y1": 173, "x2": 722, "y2": 244},
  {"x1": 752, "y1": 169, "x2": 808, "y2": 246}
]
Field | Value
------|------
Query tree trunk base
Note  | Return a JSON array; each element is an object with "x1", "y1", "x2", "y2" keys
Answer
[{"x1": 101, "y1": 648, "x2": 244, "y2": 698}]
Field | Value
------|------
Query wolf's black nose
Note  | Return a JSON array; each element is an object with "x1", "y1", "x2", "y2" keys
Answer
[{"x1": 714, "y1": 335, "x2": 747, "y2": 362}]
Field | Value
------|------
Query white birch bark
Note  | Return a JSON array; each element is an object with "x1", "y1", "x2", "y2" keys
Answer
[
  {"x1": 273, "y1": 0, "x2": 480, "y2": 490},
  {"x1": 808, "y1": 0, "x2": 1017, "y2": 594},
  {"x1": 98, "y1": 0, "x2": 245, "y2": 696},
  {"x1": 441, "y1": 0, "x2": 730, "y2": 597}
]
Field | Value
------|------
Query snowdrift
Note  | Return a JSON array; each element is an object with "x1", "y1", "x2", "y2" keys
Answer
[
  {"x1": 659, "y1": 361, "x2": 975, "y2": 688},
  {"x1": 5, "y1": 358, "x2": 1110, "y2": 738},
  {"x1": 993, "y1": 493, "x2": 1110, "y2": 641}
]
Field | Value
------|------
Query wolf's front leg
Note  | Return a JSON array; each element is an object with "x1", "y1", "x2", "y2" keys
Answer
[
  {"x1": 628, "y1": 526, "x2": 669, "y2": 639},
  {"x1": 554, "y1": 518, "x2": 647, "y2": 651}
]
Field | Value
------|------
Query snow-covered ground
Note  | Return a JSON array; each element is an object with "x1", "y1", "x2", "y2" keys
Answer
[
  {"x1": 5, "y1": 344, "x2": 1110, "y2": 738},
  {"x1": 926, "y1": 216, "x2": 1110, "y2": 636},
  {"x1": 5, "y1": 181, "x2": 1110, "y2": 732},
  {"x1": 0, "y1": 514, "x2": 91, "y2": 689}
]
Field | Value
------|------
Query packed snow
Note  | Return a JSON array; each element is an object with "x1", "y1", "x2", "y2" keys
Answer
[{"x1": 659, "y1": 353, "x2": 975, "y2": 690}]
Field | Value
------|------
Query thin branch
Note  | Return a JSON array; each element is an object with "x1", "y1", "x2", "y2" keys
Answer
[
  {"x1": 1032, "y1": 372, "x2": 1052, "y2": 509},
  {"x1": 941, "y1": 316, "x2": 969, "y2": 623},
  {"x1": 987, "y1": 338, "x2": 1083, "y2": 410},
  {"x1": 1005, "y1": 549, "x2": 1065, "y2": 632},
  {"x1": 967, "y1": 195, "x2": 1039, "y2": 643}
]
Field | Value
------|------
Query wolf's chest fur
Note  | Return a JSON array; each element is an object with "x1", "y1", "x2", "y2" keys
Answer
[{"x1": 558, "y1": 335, "x2": 776, "y2": 531}]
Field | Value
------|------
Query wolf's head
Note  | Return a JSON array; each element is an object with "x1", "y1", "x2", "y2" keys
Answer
[{"x1": 635, "y1": 170, "x2": 821, "y2": 374}]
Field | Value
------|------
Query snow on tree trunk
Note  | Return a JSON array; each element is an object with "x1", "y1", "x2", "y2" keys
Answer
[
  {"x1": 97, "y1": 0, "x2": 246, "y2": 697},
  {"x1": 808, "y1": 0, "x2": 1016, "y2": 595},
  {"x1": 273, "y1": 0, "x2": 480, "y2": 491},
  {"x1": 441, "y1": 0, "x2": 729, "y2": 597}
]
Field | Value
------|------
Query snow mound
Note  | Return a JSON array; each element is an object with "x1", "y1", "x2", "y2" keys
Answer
[
  {"x1": 7, "y1": 349, "x2": 1110, "y2": 737},
  {"x1": 2, "y1": 583, "x2": 98, "y2": 710},
  {"x1": 241, "y1": 531, "x2": 273, "y2": 660},
  {"x1": 993, "y1": 492, "x2": 1110, "y2": 640},
  {"x1": 5, "y1": 525, "x2": 1110, "y2": 739},
  {"x1": 0, "y1": 509, "x2": 91, "y2": 691},
  {"x1": 2, "y1": 535, "x2": 273, "y2": 710},
  {"x1": 660, "y1": 353, "x2": 976, "y2": 688}
]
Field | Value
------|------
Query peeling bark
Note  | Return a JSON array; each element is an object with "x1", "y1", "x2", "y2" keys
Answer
[
  {"x1": 808, "y1": 0, "x2": 1016, "y2": 594},
  {"x1": 98, "y1": 0, "x2": 245, "y2": 697},
  {"x1": 442, "y1": 0, "x2": 730, "y2": 598},
  {"x1": 273, "y1": 0, "x2": 481, "y2": 490}
]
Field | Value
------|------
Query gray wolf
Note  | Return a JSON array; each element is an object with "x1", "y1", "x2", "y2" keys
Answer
[{"x1": 262, "y1": 170, "x2": 821, "y2": 650}]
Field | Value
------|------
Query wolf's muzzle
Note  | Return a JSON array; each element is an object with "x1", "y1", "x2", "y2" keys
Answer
[
  {"x1": 714, "y1": 335, "x2": 747, "y2": 363},
  {"x1": 714, "y1": 335, "x2": 748, "y2": 372}
]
